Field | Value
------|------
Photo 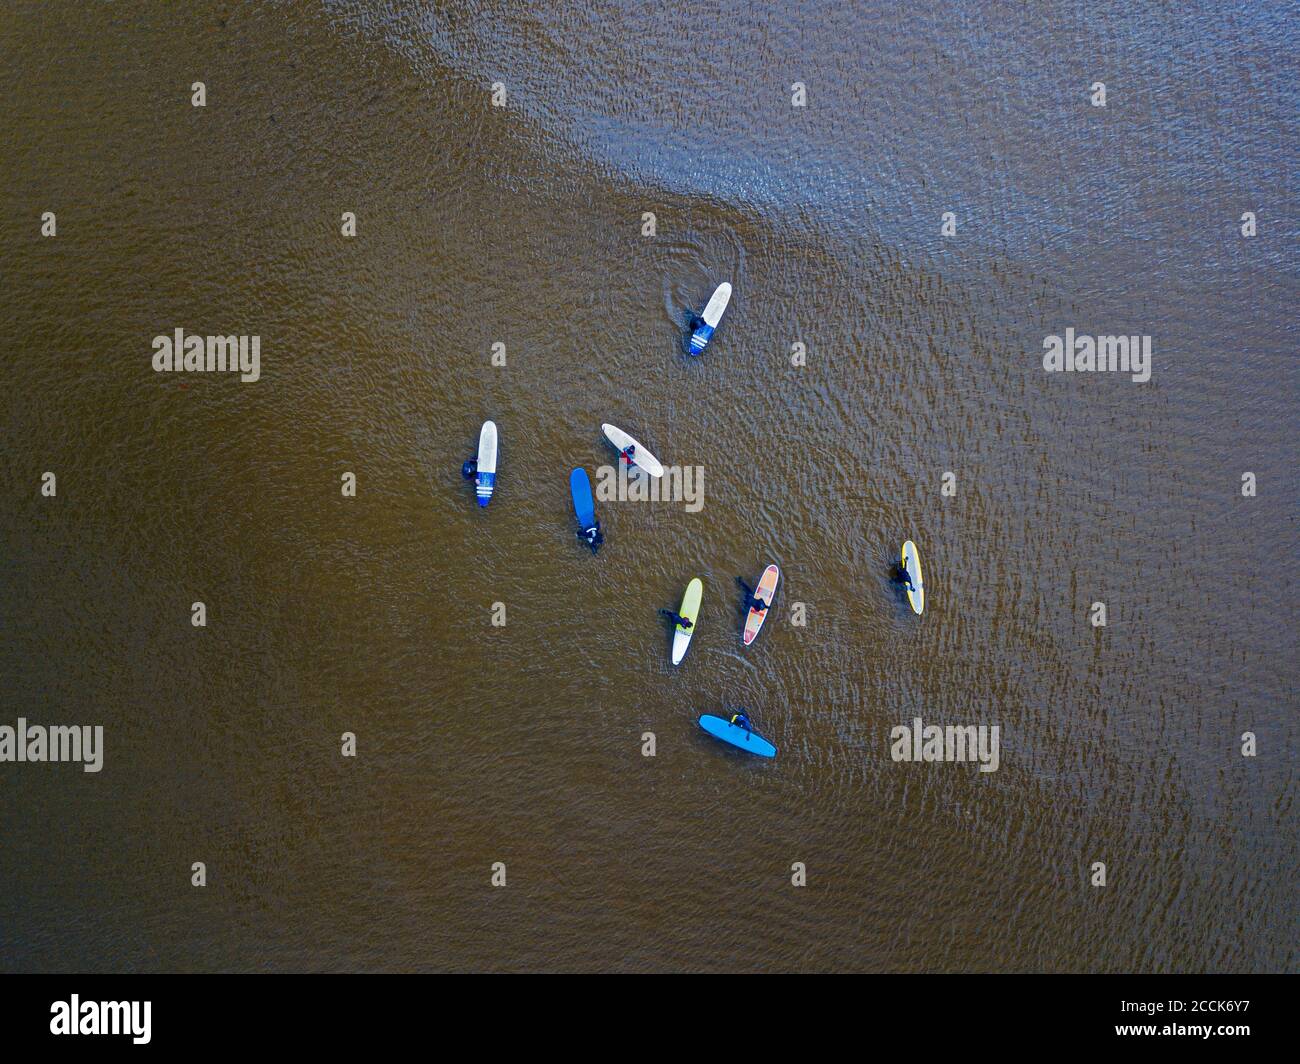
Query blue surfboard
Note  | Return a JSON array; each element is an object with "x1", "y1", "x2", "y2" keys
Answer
[
  {"x1": 687, "y1": 321, "x2": 715, "y2": 356},
  {"x1": 697, "y1": 714, "x2": 776, "y2": 758},
  {"x1": 570, "y1": 467, "x2": 595, "y2": 529}
]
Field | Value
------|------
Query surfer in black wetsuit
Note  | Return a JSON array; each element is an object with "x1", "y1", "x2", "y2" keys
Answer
[
  {"x1": 580, "y1": 521, "x2": 603, "y2": 554},
  {"x1": 659, "y1": 608, "x2": 692, "y2": 629},
  {"x1": 730, "y1": 710, "x2": 753, "y2": 734},
  {"x1": 684, "y1": 314, "x2": 706, "y2": 352},
  {"x1": 895, "y1": 563, "x2": 916, "y2": 592},
  {"x1": 735, "y1": 576, "x2": 769, "y2": 614}
]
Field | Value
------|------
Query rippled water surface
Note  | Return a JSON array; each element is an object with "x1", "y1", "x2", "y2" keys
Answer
[{"x1": 1, "y1": 0, "x2": 1295, "y2": 971}]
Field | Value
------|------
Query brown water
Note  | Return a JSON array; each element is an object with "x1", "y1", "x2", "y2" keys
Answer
[{"x1": 1, "y1": 0, "x2": 1295, "y2": 972}]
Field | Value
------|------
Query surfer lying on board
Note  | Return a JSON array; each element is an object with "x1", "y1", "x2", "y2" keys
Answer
[
  {"x1": 658, "y1": 608, "x2": 693, "y2": 629},
  {"x1": 730, "y1": 710, "x2": 753, "y2": 734},
  {"x1": 735, "y1": 576, "x2": 769, "y2": 614},
  {"x1": 894, "y1": 564, "x2": 916, "y2": 592},
  {"x1": 620, "y1": 445, "x2": 636, "y2": 465}
]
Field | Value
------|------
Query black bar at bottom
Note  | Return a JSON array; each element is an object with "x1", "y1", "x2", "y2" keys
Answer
[{"x1": 0, "y1": 973, "x2": 1287, "y2": 1051}]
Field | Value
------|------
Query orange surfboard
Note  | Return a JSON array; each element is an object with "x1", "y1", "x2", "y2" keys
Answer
[{"x1": 742, "y1": 564, "x2": 780, "y2": 646}]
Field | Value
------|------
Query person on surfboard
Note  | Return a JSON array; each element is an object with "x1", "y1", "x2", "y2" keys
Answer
[
  {"x1": 895, "y1": 563, "x2": 916, "y2": 593},
  {"x1": 684, "y1": 313, "x2": 708, "y2": 353},
  {"x1": 658, "y1": 608, "x2": 692, "y2": 629},
  {"x1": 730, "y1": 710, "x2": 753, "y2": 734},
  {"x1": 735, "y1": 576, "x2": 769, "y2": 614},
  {"x1": 620, "y1": 444, "x2": 636, "y2": 465},
  {"x1": 579, "y1": 522, "x2": 603, "y2": 554},
  {"x1": 461, "y1": 458, "x2": 477, "y2": 479}
]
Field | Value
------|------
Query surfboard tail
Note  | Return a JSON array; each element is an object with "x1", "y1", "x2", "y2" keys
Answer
[
  {"x1": 688, "y1": 323, "x2": 715, "y2": 356},
  {"x1": 476, "y1": 471, "x2": 495, "y2": 506}
]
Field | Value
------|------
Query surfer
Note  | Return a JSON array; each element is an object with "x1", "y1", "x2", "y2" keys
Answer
[
  {"x1": 620, "y1": 444, "x2": 636, "y2": 465},
  {"x1": 461, "y1": 458, "x2": 477, "y2": 479},
  {"x1": 895, "y1": 564, "x2": 916, "y2": 592},
  {"x1": 730, "y1": 710, "x2": 753, "y2": 734},
  {"x1": 658, "y1": 608, "x2": 693, "y2": 629},
  {"x1": 684, "y1": 314, "x2": 706, "y2": 353},
  {"x1": 579, "y1": 522, "x2": 603, "y2": 554},
  {"x1": 735, "y1": 576, "x2": 769, "y2": 614}
]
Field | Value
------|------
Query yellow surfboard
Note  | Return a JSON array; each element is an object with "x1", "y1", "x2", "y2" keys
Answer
[{"x1": 671, "y1": 578, "x2": 703, "y2": 665}]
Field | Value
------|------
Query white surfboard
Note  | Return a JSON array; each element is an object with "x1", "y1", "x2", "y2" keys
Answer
[
  {"x1": 601, "y1": 423, "x2": 664, "y2": 478},
  {"x1": 701, "y1": 282, "x2": 732, "y2": 327},
  {"x1": 475, "y1": 420, "x2": 498, "y2": 507}
]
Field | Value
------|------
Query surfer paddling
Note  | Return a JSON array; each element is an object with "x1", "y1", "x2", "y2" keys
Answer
[
  {"x1": 894, "y1": 563, "x2": 917, "y2": 592},
  {"x1": 739, "y1": 565, "x2": 780, "y2": 647},
  {"x1": 898, "y1": 541, "x2": 924, "y2": 615},
  {"x1": 659, "y1": 607, "x2": 693, "y2": 629},
  {"x1": 735, "y1": 575, "x2": 770, "y2": 614},
  {"x1": 730, "y1": 710, "x2": 753, "y2": 735}
]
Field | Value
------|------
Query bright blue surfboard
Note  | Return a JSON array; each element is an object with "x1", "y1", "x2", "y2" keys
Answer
[
  {"x1": 570, "y1": 467, "x2": 595, "y2": 529},
  {"x1": 697, "y1": 714, "x2": 776, "y2": 758}
]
